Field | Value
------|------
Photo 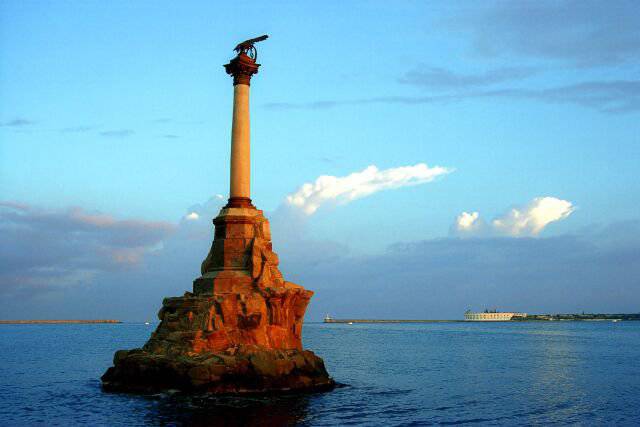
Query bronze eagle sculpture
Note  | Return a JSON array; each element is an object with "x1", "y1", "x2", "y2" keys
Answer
[{"x1": 233, "y1": 35, "x2": 269, "y2": 60}]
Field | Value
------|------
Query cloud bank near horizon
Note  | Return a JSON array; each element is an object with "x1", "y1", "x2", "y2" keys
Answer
[
  {"x1": 285, "y1": 163, "x2": 453, "y2": 215},
  {"x1": 1, "y1": 195, "x2": 638, "y2": 321},
  {"x1": 0, "y1": 202, "x2": 174, "y2": 296},
  {"x1": 453, "y1": 197, "x2": 575, "y2": 238}
]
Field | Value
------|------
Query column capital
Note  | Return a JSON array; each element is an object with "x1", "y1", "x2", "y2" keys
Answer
[{"x1": 224, "y1": 53, "x2": 260, "y2": 86}]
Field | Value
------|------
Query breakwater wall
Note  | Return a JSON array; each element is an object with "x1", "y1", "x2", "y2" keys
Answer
[
  {"x1": 323, "y1": 319, "x2": 464, "y2": 324},
  {"x1": 0, "y1": 320, "x2": 122, "y2": 324}
]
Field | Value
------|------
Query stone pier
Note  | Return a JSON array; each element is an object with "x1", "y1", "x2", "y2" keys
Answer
[{"x1": 101, "y1": 36, "x2": 334, "y2": 394}]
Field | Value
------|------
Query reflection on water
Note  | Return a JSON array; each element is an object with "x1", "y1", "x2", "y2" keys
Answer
[
  {"x1": 526, "y1": 325, "x2": 588, "y2": 422},
  {"x1": 148, "y1": 393, "x2": 312, "y2": 427}
]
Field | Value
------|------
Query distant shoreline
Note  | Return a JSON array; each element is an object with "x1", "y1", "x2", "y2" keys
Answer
[
  {"x1": 323, "y1": 319, "x2": 463, "y2": 323},
  {"x1": 0, "y1": 320, "x2": 121, "y2": 324},
  {"x1": 323, "y1": 314, "x2": 640, "y2": 324}
]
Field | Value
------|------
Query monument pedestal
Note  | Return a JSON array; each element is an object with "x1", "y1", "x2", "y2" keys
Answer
[
  {"x1": 102, "y1": 36, "x2": 333, "y2": 394},
  {"x1": 102, "y1": 206, "x2": 334, "y2": 394}
]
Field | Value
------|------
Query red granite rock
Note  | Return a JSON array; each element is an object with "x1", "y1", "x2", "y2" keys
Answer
[{"x1": 102, "y1": 208, "x2": 334, "y2": 394}]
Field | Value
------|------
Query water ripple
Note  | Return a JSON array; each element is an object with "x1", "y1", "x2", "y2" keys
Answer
[{"x1": 1, "y1": 322, "x2": 640, "y2": 425}]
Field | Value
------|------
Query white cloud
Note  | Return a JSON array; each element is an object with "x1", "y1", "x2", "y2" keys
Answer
[
  {"x1": 185, "y1": 212, "x2": 200, "y2": 221},
  {"x1": 286, "y1": 163, "x2": 453, "y2": 215},
  {"x1": 455, "y1": 211, "x2": 483, "y2": 233},
  {"x1": 453, "y1": 197, "x2": 575, "y2": 238},
  {"x1": 492, "y1": 197, "x2": 574, "y2": 236}
]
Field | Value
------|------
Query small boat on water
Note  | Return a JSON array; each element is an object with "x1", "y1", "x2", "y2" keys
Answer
[{"x1": 144, "y1": 322, "x2": 150, "y2": 325}]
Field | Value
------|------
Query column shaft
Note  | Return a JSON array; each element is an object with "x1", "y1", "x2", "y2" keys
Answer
[{"x1": 230, "y1": 84, "x2": 251, "y2": 199}]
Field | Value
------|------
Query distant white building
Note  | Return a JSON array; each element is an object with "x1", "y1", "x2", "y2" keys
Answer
[{"x1": 464, "y1": 310, "x2": 527, "y2": 321}]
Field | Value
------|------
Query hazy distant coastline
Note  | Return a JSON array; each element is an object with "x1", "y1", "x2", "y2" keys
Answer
[
  {"x1": 0, "y1": 320, "x2": 121, "y2": 324},
  {"x1": 512, "y1": 313, "x2": 640, "y2": 321},
  {"x1": 324, "y1": 313, "x2": 640, "y2": 323}
]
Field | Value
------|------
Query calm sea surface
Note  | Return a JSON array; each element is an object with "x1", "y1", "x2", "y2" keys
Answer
[{"x1": 1, "y1": 321, "x2": 639, "y2": 426}]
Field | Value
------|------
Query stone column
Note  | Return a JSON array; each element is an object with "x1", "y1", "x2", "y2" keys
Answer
[
  {"x1": 224, "y1": 53, "x2": 260, "y2": 208},
  {"x1": 230, "y1": 84, "x2": 251, "y2": 201}
]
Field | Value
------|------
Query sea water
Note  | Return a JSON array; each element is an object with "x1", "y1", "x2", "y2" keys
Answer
[{"x1": 1, "y1": 321, "x2": 639, "y2": 425}]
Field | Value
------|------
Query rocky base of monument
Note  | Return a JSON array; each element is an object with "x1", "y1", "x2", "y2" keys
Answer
[
  {"x1": 101, "y1": 285, "x2": 335, "y2": 394},
  {"x1": 102, "y1": 207, "x2": 334, "y2": 394},
  {"x1": 101, "y1": 345, "x2": 334, "y2": 394}
]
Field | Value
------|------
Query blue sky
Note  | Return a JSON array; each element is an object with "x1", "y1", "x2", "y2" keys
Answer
[{"x1": 1, "y1": 1, "x2": 639, "y2": 320}]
